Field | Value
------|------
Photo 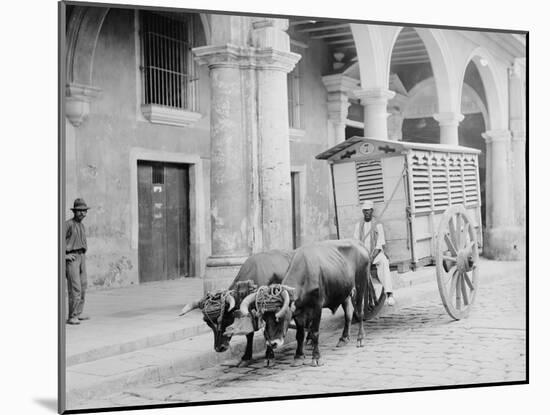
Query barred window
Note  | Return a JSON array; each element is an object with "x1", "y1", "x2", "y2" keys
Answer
[
  {"x1": 288, "y1": 43, "x2": 303, "y2": 129},
  {"x1": 140, "y1": 12, "x2": 198, "y2": 111}
]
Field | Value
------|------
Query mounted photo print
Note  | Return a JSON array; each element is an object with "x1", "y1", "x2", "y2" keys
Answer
[{"x1": 59, "y1": 0, "x2": 527, "y2": 413}]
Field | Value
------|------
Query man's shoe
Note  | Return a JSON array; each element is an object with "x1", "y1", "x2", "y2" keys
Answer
[
  {"x1": 67, "y1": 317, "x2": 80, "y2": 325},
  {"x1": 386, "y1": 294, "x2": 395, "y2": 306},
  {"x1": 77, "y1": 315, "x2": 90, "y2": 321}
]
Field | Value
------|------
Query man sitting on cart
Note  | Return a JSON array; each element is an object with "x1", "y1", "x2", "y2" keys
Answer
[{"x1": 353, "y1": 200, "x2": 395, "y2": 306}]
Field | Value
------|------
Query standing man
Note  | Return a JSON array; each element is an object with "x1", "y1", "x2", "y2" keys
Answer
[
  {"x1": 353, "y1": 200, "x2": 395, "y2": 306},
  {"x1": 65, "y1": 198, "x2": 91, "y2": 325}
]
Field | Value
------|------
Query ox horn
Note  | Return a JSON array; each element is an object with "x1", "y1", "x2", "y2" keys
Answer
[
  {"x1": 225, "y1": 293, "x2": 236, "y2": 312},
  {"x1": 239, "y1": 291, "x2": 257, "y2": 316},
  {"x1": 275, "y1": 289, "x2": 290, "y2": 321},
  {"x1": 179, "y1": 300, "x2": 201, "y2": 316}
]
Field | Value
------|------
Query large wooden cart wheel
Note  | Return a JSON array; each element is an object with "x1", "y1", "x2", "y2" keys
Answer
[
  {"x1": 363, "y1": 267, "x2": 386, "y2": 320},
  {"x1": 435, "y1": 205, "x2": 480, "y2": 320}
]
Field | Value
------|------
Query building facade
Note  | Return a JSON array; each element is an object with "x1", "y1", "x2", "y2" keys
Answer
[{"x1": 64, "y1": 5, "x2": 526, "y2": 290}]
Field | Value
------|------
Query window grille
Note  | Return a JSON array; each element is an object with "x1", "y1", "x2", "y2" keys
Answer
[
  {"x1": 356, "y1": 160, "x2": 384, "y2": 204},
  {"x1": 140, "y1": 12, "x2": 198, "y2": 111},
  {"x1": 288, "y1": 44, "x2": 303, "y2": 129},
  {"x1": 152, "y1": 163, "x2": 165, "y2": 185}
]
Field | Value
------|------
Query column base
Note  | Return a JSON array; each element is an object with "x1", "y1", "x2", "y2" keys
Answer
[
  {"x1": 483, "y1": 226, "x2": 526, "y2": 260},
  {"x1": 203, "y1": 255, "x2": 249, "y2": 292}
]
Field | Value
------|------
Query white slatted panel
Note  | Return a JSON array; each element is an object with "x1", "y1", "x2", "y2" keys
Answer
[
  {"x1": 463, "y1": 156, "x2": 479, "y2": 206},
  {"x1": 410, "y1": 150, "x2": 480, "y2": 214},
  {"x1": 431, "y1": 156, "x2": 449, "y2": 210},
  {"x1": 355, "y1": 160, "x2": 384, "y2": 203},
  {"x1": 449, "y1": 156, "x2": 464, "y2": 205},
  {"x1": 411, "y1": 153, "x2": 431, "y2": 213}
]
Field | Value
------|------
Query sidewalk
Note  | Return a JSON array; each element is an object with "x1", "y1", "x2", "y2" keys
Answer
[{"x1": 64, "y1": 259, "x2": 526, "y2": 408}]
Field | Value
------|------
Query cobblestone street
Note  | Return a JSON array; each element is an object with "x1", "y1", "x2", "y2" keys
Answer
[{"x1": 80, "y1": 272, "x2": 526, "y2": 409}]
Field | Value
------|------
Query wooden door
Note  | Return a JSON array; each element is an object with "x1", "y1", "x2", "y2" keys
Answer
[{"x1": 138, "y1": 161, "x2": 190, "y2": 283}]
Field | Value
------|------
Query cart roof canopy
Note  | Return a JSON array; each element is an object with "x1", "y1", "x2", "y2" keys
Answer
[{"x1": 315, "y1": 136, "x2": 481, "y2": 161}]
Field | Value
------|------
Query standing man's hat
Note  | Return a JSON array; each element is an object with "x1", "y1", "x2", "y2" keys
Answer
[
  {"x1": 71, "y1": 198, "x2": 90, "y2": 211},
  {"x1": 361, "y1": 200, "x2": 374, "y2": 210}
]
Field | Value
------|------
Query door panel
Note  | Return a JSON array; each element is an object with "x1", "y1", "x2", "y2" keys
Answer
[{"x1": 138, "y1": 161, "x2": 190, "y2": 283}]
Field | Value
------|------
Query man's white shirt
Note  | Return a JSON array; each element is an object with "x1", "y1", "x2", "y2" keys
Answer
[{"x1": 353, "y1": 221, "x2": 386, "y2": 252}]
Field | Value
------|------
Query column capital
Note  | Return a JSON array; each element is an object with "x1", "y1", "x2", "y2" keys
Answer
[
  {"x1": 433, "y1": 112, "x2": 464, "y2": 126},
  {"x1": 482, "y1": 129, "x2": 512, "y2": 144},
  {"x1": 65, "y1": 82, "x2": 101, "y2": 127},
  {"x1": 351, "y1": 87, "x2": 395, "y2": 104},
  {"x1": 193, "y1": 44, "x2": 300, "y2": 73}
]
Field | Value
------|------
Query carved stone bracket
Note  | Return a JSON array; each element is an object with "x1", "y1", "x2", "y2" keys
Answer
[{"x1": 65, "y1": 83, "x2": 101, "y2": 127}]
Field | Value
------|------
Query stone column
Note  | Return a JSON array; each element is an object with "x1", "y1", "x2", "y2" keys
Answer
[
  {"x1": 354, "y1": 88, "x2": 395, "y2": 139},
  {"x1": 322, "y1": 74, "x2": 359, "y2": 145},
  {"x1": 194, "y1": 46, "x2": 252, "y2": 291},
  {"x1": 194, "y1": 20, "x2": 300, "y2": 290},
  {"x1": 509, "y1": 61, "x2": 526, "y2": 228},
  {"x1": 251, "y1": 19, "x2": 301, "y2": 251},
  {"x1": 433, "y1": 112, "x2": 464, "y2": 145},
  {"x1": 482, "y1": 130, "x2": 523, "y2": 260},
  {"x1": 387, "y1": 93, "x2": 408, "y2": 141}
]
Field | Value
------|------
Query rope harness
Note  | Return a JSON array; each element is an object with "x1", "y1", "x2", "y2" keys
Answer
[
  {"x1": 255, "y1": 284, "x2": 287, "y2": 315},
  {"x1": 201, "y1": 280, "x2": 258, "y2": 330}
]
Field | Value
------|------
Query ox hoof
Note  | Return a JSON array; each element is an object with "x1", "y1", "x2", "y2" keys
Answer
[
  {"x1": 310, "y1": 358, "x2": 324, "y2": 367},
  {"x1": 356, "y1": 339, "x2": 365, "y2": 348},
  {"x1": 291, "y1": 356, "x2": 305, "y2": 367},
  {"x1": 336, "y1": 337, "x2": 350, "y2": 348}
]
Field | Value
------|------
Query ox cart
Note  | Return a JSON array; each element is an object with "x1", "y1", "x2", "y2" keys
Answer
[{"x1": 316, "y1": 137, "x2": 483, "y2": 320}]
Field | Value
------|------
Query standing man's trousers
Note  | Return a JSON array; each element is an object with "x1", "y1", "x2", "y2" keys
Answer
[
  {"x1": 372, "y1": 251, "x2": 393, "y2": 293},
  {"x1": 66, "y1": 251, "x2": 87, "y2": 319}
]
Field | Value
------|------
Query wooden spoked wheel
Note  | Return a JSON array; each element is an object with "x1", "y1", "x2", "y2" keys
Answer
[
  {"x1": 363, "y1": 268, "x2": 386, "y2": 320},
  {"x1": 435, "y1": 205, "x2": 480, "y2": 320}
]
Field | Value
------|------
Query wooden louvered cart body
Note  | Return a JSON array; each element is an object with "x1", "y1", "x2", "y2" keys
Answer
[{"x1": 316, "y1": 137, "x2": 482, "y2": 320}]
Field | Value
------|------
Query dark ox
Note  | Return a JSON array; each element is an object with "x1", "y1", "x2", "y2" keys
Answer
[
  {"x1": 179, "y1": 250, "x2": 292, "y2": 366},
  {"x1": 240, "y1": 239, "x2": 370, "y2": 366}
]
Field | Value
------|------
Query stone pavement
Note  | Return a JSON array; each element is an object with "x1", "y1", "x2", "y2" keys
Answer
[{"x1": 64, "y1": 259, "x2": 526, "y2": 411}]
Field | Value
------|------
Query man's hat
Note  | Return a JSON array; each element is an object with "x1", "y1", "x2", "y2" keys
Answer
[
  {"x1": 361, "y1": 200, "x2": 374, "y2": 210},
  {"x1": 71, "y1": 198, "x2": 90, "y2": 211}
]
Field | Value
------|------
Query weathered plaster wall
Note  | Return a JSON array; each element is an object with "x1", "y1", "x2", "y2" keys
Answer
[{"x1": 70, "y1": 9, "x2": 211, "y2": 288}]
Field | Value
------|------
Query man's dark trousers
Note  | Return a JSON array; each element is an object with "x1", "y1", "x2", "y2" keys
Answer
[{"x1": 66, "y1": 251, "x2": 87, "y2": 319}]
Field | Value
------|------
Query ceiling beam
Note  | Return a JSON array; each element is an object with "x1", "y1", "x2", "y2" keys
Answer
[
  {"x1": 298, "y1": 23, "x2": 350, "y2": 32},
  {"x1": 392, "y1": 50, "x2": 430, "y2": 58},
  {"x1": 392, "y1": 45, "x2": 427, "y2": 53},
  {"x1": 391, "y1": 57, "x2": 431, "y2": 65},
  {"x1": 289, "y1": 20, "x2": 317, "y2": 26},
  {"x1": 327, "y1": 38, "x2": 356, "y2": 45},
  {"x1": 310, "y1": 31, "x2": 353, "y2": 39}
]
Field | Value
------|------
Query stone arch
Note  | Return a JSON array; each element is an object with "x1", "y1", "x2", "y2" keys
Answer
[
  {"x1": 350, "y1": 24, "x2": 396, "y2": 88},
  {"x1": 386, "y1": 27, "x2": 458, "y2": 114},
  {"x1": 66, "y1": 6, "x2": 110, "y2": 86},
  {"x1": 458, "y1": 47, "x2": 505, "y2": 131}
]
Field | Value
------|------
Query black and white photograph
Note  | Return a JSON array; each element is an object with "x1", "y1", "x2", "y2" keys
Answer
[
  {"x1": 56, "y1": 0, "x2": 529, "y2": 412},
  {"x1": 6, "y1": 0, "x2": 543, "y2": 414}
]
